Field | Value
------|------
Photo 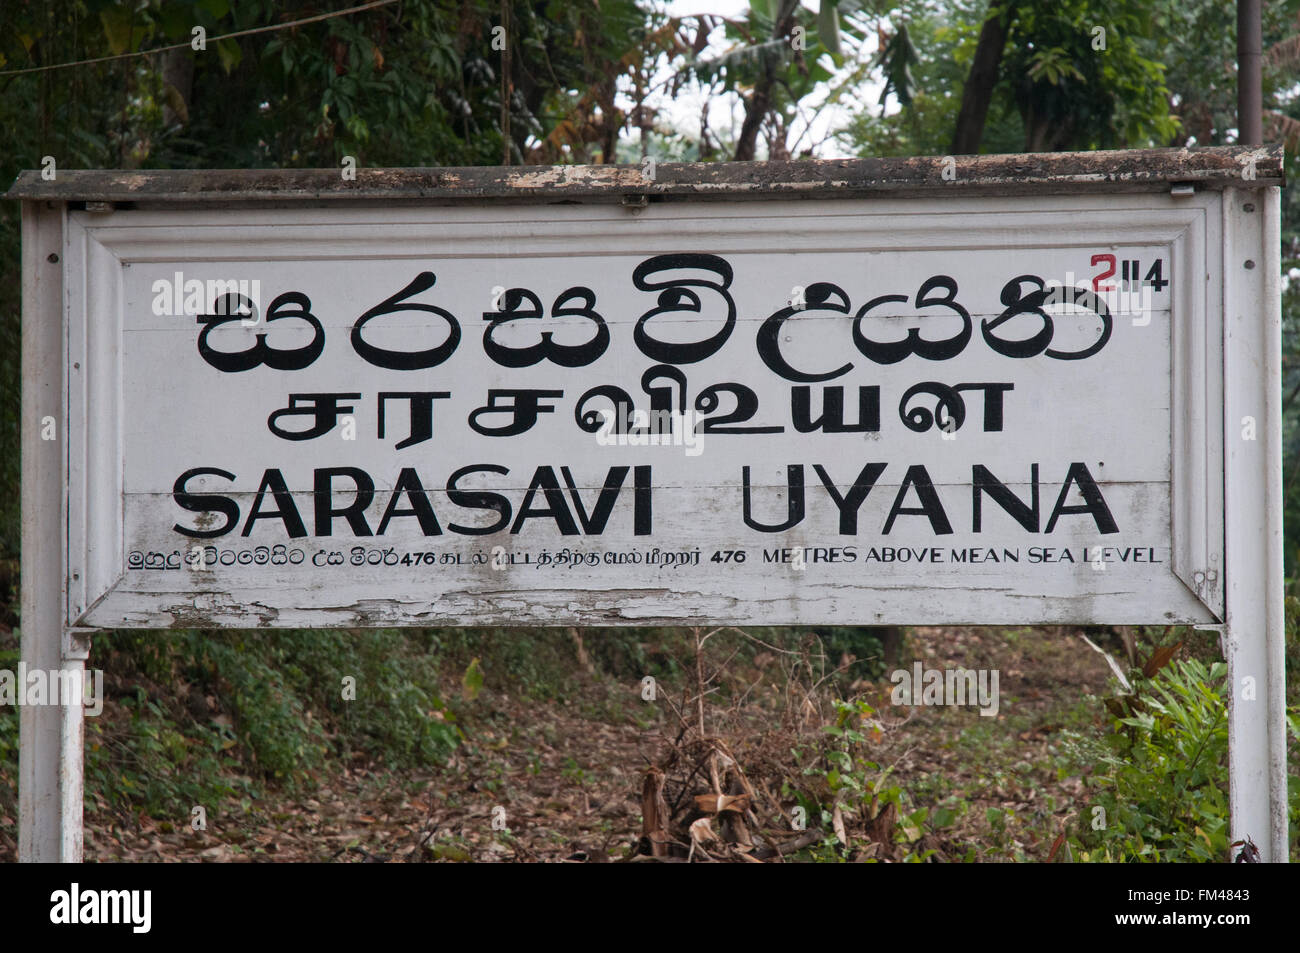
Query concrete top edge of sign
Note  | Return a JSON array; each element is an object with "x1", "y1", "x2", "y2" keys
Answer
[{"x1": 4, "y1": 144, "x2": 1284, "y2": 204}]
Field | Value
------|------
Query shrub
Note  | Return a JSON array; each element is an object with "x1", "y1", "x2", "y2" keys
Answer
[{"x1": 1073, "y1": 658, "x2": 1229, "y2": 861}]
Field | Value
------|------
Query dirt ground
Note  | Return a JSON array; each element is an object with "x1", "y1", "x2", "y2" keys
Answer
[{"x1": 71, "y1": 624, "x2": 1125, "y2": 863}]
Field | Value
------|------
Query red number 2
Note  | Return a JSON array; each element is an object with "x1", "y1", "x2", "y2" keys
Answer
[{"x1": 1091, "y1": 253, "x2": 1116, "y2": 292}]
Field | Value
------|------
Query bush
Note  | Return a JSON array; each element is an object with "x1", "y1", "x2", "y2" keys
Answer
[
  {"x1": 1073, "y1": 658, "x2": 1229, "y2": 861},
  {"x1": 77, "y1": 628, "x2": 461, "y2": 820}
]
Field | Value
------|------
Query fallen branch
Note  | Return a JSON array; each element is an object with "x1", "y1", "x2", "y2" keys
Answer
[{"x1": 751, "y1": 829, "x2": 825, "y2": 860}]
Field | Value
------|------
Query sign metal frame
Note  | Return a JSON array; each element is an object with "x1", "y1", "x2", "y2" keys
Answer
[{"x1": 7, "y1": 146, "x2": 1288, "y2": 862}]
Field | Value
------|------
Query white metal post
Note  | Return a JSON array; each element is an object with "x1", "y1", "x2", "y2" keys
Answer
[
  {"x1": 1222, "y1": 185, "x2": 1288, "y2": 862},
  {"x1": 18, "y1": 200, "x2": 84, "y2": 863}
]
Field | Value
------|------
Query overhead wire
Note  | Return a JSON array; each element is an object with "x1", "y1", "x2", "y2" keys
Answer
[{"x1": 0, "y1": 0, "x2": 399, "y2": 77}]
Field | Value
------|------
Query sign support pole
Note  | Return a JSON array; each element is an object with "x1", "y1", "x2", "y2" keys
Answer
[
  {"x1": 1222, "y1": 185, "x2": 1288, "y2": 862},
  {"x1": 18, "y1": 200, "x2": 84, "y2": 863}
]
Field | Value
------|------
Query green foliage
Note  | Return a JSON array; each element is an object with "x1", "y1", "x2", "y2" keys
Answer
[
  {"x1": 202, "y1": 629, "x2": 460, "y2": 771},
  {"x1": 789, "y1": 698, "x2": 937, "y2": 861},
  {"x1": 85, "y1": 686, "x2": 252, "y2": 817},
  {"x1": 0, "y1": 0, "x2": 648, "y2": 173},
  {"x1": 1287, "y1": 595, "x2": 1300, "y2": 690},
  {"x1": 76, "y1": 629, "x2": 460, "y2": 818},
  {"x1": 0, "y1": 642, "x2": 17, "y2": 806},
  {"x1": 683, "y1": 0, "x2": 871, "y2": 157},
  {"x1": 869, "y1": 21, "x2": 920, "y2": 109},
  {"x1": 815, "y1": 627, "x2": 889, "y2": 680},
  {"x1": 1145, "y1": 4, "x2": 1300, "y2": 587},
  {"x1": 461, "y1": 657, "x2": 484, "y2": 701},
  {"x1": 834, "y1": 7, "x2": 982, "y2": 157},
  {"x1": 1281, "y1": 153, "x2": 1300, "y2": 577},
  {"x1": 839, "y1": 0, "x2": 1188, "y2": 156},
  {"x1": 1003, "y1": 0, "x2": 1178, "y2": 151},
  {"x1": 1073, "y1": 658, "x2": 1229, "y2": 861}
]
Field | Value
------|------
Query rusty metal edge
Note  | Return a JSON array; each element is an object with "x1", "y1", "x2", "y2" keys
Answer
[{"x1": 4, "y1": 145, "x2": 1284, "y2": 203}]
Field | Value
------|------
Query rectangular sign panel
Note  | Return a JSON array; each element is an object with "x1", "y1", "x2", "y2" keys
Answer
[
  {"x1": 64, "y1": 195, "x2": 1223, "y2": 627},
  {"x1": 14, "y1": 152, "x2": 1288, "y2": 861}
]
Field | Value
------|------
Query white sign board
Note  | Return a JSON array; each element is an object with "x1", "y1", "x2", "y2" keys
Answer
[
  {"x1": 68, "y1": 198, "x2": 1223, "y2": 628},
  {"x1": 10, "y1": 151, "x2": 1286, "y2": 861}
]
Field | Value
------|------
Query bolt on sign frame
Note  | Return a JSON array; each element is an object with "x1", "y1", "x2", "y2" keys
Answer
[{"x1": 6, "y1": 146, "x2": 1288, "y2": 862}]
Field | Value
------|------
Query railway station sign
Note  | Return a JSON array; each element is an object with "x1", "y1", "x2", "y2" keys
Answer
[{"x1": 7, "y1": 147, "x2": 1287, "y2": 860}]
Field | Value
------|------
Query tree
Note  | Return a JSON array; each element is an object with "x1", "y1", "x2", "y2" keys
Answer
[
  {"x1": 945, "y1": 0, "x2": 1176, "y2": 154},
  {"x1": 682, "y1": 0, "x2": 870, "y2": 161},
  {"x1": 951, "y1": 0, "x2": 1017, "y2": 153}
]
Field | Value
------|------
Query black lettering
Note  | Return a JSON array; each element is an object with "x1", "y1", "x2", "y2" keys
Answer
[
  {"x1": 696, "y1": 382, "x2": 782, "y2": 433},
  {"x1": 883, "y1": 465, "x2": 952, "y2": 535},
  {"x1": 634, "y1": 465, "x2": 652, "y2": 536},
  {"x1": 482, "y1": 286, "x2": 609, "y2": 367},
  {"x1": 511, "y1": 466, "x2": 579, "y2": 535},
  {"x1": 242, "y1": 468, "x2": 307, "y2": 539},
  {"x1": 377, "y1": 391, "x2": 451, "y2": 449},
  {"x1": 632, "y1": 254, "x2": 736, "y2": 364},
  {"x1": 560, "y1": 466, "x2": 629, "y2": 535},
  {"x1": 742, "y1": 465, "x2": 805, "y2": 532},
  {"x1": 197, "y1": 291, "x2": 325, "y2": 373},
  {"x1": 314, "y1": 467, "x2": 375, "y2": 537},
  {"x1": 446, "y1": 465, "x2": 512, "y2": 535},
  {"x1": 756, "y1": 283, "x2": 854, "y2": 381},
  {"x1": 813, "y1": 462, "x2": 887, "y2": 534},
  {"x1": 1045, "y1": 462, "x2": 1119, "y2": 534},
  {"x1": 972, "y1": 464, "x2": 1039, "y2": 532},
  {"x1": 172, "y1": 467, "x2": 240, "y2": 538},
  {"x1": 853, "y1": 275, "x2": 971, "y2": 365},
  {"x1": 792, "y1": 385, "x2": 879, "y2": 433},
  {"x1": 376, "y1": 467, "x2": 442, "y2": 536},
  {"x1": 268, "y1": 393, "x2": 361, "y2": 441},
  {"x1": 469, "y1": 389, "x2": 564, "y2": 437},
  {"x1": 352, "y1": 272, "x2": 460, "y2": 370}
]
